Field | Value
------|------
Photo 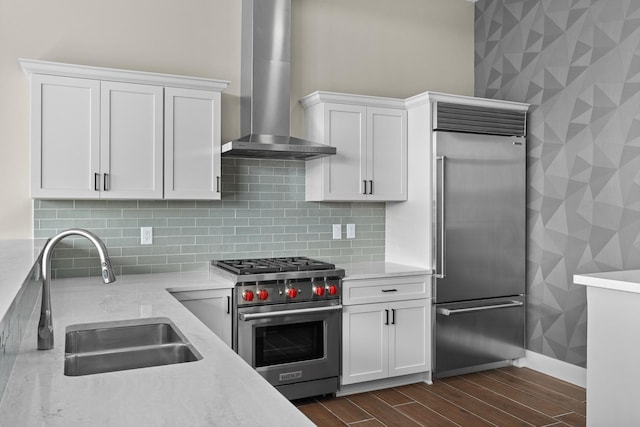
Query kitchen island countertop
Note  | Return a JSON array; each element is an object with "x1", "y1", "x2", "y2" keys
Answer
[
  {"x1": 574, "y1": 269, "x2": 640, "y2": 426},
  {"x1": 0, "y1": 269, "x2": 314, "y2": 427},
  {"x1": 573, "y1": 269, "x2": 640, "y2": 293}
]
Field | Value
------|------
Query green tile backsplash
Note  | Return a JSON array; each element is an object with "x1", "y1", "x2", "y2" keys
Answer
[{"x1": 34, "y1": 159, "x2": 385, "y2": 278}]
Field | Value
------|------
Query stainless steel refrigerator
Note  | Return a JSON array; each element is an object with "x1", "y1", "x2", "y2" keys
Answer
[{"x1": 432, "y1": 101, "x2": 526, "y2": 377}]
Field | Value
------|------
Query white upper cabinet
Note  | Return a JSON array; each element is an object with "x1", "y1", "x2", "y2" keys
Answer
[
  {"x1": 100, "y1": 81, "x2": 164, "y2": 199},
  {"x1": 367, "y1": 107, "x2": 407, "y2": 201},
  {"x1": 30, "y1": 74, "x2": 101, "y2": 199},
  {"x1": 20, "y1": 59, "x2": 229, "y2": 200},
  {"x1": 164, "y1": 87, "x2": 222, "y2": 200},
  {"x1": 301, "y1": 91, "x2": 407, "y2": 202}
]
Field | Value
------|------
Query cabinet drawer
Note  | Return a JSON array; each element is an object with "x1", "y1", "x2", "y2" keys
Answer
[{"x1": 343, "y1": 275, "x2": 431, "y2": 305}]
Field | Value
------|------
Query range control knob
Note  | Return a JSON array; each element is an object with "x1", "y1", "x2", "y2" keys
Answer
[
  {"x1": 327, "y1": 285, "x2": 338, "y2": 296},
  {"x1": 287, "y1": 288, "x2": 298, "y2": 298},
  {"x1": 242, "y1": 290, "x2": 254, "y2": 302},
  {"x1": 257, "y1": 289, "x2": 269, "y2": 301},
  {"x1": 313, "y1": 285, "x2": 325, "y2": 297}
]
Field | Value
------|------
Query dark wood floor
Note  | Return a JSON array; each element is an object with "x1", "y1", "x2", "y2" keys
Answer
[{"x1": 294, "y1": 367, "x2": 586, "y2": 427}]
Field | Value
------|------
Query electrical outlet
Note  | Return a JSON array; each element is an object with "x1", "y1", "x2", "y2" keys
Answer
[
  {"x1": 347, "y1": 224, "x2": 356, "y2": 239},
  {"x1": 332, "y1": 224, "x2": 342, "y2": 240},
  {"x1": 141, "y1": 227, "x2": 153, "y2": 245}
]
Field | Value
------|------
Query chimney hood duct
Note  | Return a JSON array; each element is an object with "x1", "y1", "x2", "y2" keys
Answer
[{"x1": 221, "y1": 0, "x2": 336, "y2": 160}]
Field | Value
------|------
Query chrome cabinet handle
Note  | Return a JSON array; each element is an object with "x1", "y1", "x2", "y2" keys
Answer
[
  {"x1": 436, "y1": 300, "x2": 524, "y2": 316},
  {"x1": 436, "y1": 156, "x2": 446, "y2": 278}
]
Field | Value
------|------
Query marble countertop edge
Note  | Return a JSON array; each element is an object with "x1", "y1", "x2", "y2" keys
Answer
[
  {"x1": 574, "y1": 269, "x2": 640, "y2": 294},
  {"x1": 337, "y1": 261, "x2": 432, "y2": 280}
]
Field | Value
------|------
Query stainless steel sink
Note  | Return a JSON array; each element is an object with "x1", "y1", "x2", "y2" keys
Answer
[{"x1": 64, "y1": 317, "x2": 202, "y2": 376}]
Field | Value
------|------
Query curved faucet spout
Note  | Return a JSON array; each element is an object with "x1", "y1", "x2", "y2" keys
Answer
[{"x1": 38, "y1": 229, "x2": 116, "y2": 350}]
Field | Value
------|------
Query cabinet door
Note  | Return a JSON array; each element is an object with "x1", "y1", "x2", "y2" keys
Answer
[
  {"x1": 164, "y1": 88, "x2": 221, "y2": 200},
  {"x1": 367, "y1": 107, "x2": 407, "y2": 201},
  {"x1": 30, "y1": 74, "x2": 100, "y2": 199},
  {"x1": 321, "y1": 103, "x2": 367, "y2": 201},
  {"x1": 388, "y1": 299, "x2": 430, "y2": 378},
  {"x1": 100, "y1": 81, "x2": 163, "y2": 199},
  {"x1": 171, "y1": 289, "x2": 232, "y2": 347},
  {"x1": 342, "y1": 303, "x2": 388, "y2": 385}
]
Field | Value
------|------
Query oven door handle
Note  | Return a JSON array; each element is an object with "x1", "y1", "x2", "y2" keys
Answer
[{"x1": 238, "y1": 305, "x2": 342, "y2": 321}]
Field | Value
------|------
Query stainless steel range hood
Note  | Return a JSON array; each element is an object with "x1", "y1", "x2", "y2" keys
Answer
[{"x1": 221, "y1": 0, "x2": 336, "y2": 161}]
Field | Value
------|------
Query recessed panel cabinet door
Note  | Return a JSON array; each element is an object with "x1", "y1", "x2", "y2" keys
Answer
[
  {"x1": 341, "y1": 303, "x2": 388, "y2": 385},
  {"x1": 30, "y1": 74, "x2": 100, "y2": 198},
  {"x1": 164, "y1": 87, "x2": 221, "y2": 200},
  {"x1": 388, "y1": 299, "x2": 430, "y2": 377},
  {"x1": 100, "y1": 81, "x2": 163, "y2": 199},
  {"x1": 367, "y1": 107, "x2": 407, "y2": 201},
  {"x1": 323, "y1": 103, "x2": 367, "y2": 201}
]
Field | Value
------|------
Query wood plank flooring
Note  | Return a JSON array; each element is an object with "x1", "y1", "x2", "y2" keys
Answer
[{"x1": 294, "y1": 367, "x2": 586, "y2": 426}]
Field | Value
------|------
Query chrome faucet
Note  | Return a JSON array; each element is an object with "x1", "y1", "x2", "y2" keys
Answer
[{"x1": 38, "y1": 229, "x2": 116, "y2": 350}]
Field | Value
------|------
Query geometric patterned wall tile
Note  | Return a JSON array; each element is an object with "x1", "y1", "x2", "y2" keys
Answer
[{"x1": 476, "y1": 0, "x2": 640, "y2": 368}]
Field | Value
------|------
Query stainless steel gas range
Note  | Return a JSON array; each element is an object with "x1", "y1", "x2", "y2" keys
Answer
[{"x1": 211, "y1": 257, "x2": 345, "y2": 400}]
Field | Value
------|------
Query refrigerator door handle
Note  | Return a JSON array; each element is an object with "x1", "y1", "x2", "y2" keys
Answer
[
  {"x1": 436, "y1": 300, "x2": 524, "y2": 316},
  {"x1": 436, "y1": 155, "x2": 446, "y2": 279}
]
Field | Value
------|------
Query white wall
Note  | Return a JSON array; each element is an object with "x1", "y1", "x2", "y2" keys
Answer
[
  {"x1": 0, "y1": 0, "x2": 473, "y2": 239},
  {"x1": 291, "y1": 0, "x2": 475, "y2": 134}
]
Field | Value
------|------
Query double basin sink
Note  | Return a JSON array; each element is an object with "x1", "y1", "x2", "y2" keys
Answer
[{"x1": 64, "y1": 317, "x2": 202, "y2": 376}]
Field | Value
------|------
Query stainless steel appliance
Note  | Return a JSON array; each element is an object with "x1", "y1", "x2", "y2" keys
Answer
[
  {"x1": 433, "y1": 101, "x2": 527, "y2": 377},
  {"x1": 211, "y1": 257, "x2": 344, "y2": 400},
  {"x1": 221, "y1": 0, "x2": 336, "y2": 160}
]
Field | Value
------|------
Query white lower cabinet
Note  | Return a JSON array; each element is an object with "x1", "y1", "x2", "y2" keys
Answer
[
  {"x1": 340, "y1": 273, "x2": 432, "y2": 392},
  {"x1": 342, "y1": 303, "x2": 388, "y2": 385},
  {"x1": 342, "y1": 299, "x2": 430, "y2": 385},
  {"x1": 171, "y1": 288, "x2": 232, "y2": 347}
]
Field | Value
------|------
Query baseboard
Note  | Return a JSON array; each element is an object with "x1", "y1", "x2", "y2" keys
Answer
[
  {"x1": 519, "y1": 350, "x2": 586, "y2": 388},
  {"x1": 337, "y1": 372, "x2": 432, "y2": 397}
]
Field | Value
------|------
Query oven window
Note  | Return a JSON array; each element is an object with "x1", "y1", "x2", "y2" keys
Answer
[{"x1": 255, "y1": 320, "x2": 324, "y2": 367}]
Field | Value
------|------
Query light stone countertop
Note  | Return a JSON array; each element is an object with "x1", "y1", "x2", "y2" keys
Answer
[
  {"x1": 0, "y1": 270, "x2": 314, "y2": 427},
  {"x1": 337, "y1": 261, "x2": 432, "y2": 280},
  {"x1": 573, "y1": 269, "x2": 640, "y2": 294}
]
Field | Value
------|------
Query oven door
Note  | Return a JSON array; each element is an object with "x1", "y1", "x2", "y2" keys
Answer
[{"x1": 236, "y1": 302, "x2": 341, "y2": 387}]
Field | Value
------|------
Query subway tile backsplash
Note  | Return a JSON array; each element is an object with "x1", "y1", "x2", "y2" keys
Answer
[{"x1": 34, "y1": 159, "x2": 385, "y2": 278}]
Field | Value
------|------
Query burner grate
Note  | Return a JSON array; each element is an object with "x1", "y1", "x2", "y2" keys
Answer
[{"x1": 214, "y1": 256, "x2": 335, "y2": 275}]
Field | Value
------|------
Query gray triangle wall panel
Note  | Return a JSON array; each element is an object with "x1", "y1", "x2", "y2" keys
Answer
[{"x1": 475, "y1": 0, "x2": 640, "y2": 368}]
